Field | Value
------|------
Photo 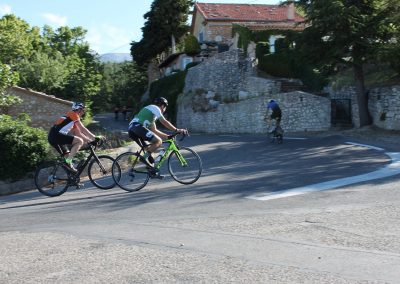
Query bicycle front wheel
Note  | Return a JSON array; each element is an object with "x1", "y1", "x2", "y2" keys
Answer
[
  {"x1": 34, "y1": 161, "x2": 70, "y2": 197},
  {"x1": 168, "y1": 147, "x2": 202, "y2": 185},
  {"x1": 112, "y1": 152, "x2": 149, "y2": 192},
  {"x1": 88, "y1": 155, "x2": 117, "y2": 190}
]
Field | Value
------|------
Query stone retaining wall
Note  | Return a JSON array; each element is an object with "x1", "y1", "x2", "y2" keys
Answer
[
  {"x1": 177, "y1": 90, "x2": 330, "y2": 134},
  {"x1": 369, "y1": 86, "x2": 400, "y2": 130},
  {"x1": 183, "y1": 49, "x2": 254, "y2": 102},
  {"x1": 178, "y1": 49, "x2": 331, "y2": 133},
  {"x1": 327, "y1": 85, "x2": 400, "y2": 130}
]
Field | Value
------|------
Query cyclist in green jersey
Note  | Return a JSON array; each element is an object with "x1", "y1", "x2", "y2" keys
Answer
[{"x1": 128, "y1": 97, "x2": 187, "y2": 164}]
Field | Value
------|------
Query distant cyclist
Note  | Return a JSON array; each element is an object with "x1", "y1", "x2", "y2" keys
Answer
[
  {"x1": 266, "y1": 99, "x2": 281, "y2": 127},
  {"x1": 128, "y1": 97, "x2": 187, "y2": 165},
  {"x1": 48, "y1": 102, "x2": 100, "y2": 172}
]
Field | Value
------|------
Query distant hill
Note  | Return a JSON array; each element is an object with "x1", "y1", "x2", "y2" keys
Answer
[{"x1": 100, "y1": 53, "x2": 132, "y2": 63}]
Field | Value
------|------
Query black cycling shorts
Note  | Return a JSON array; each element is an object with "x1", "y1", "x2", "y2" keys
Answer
[
  {"x1": 48, "y1": 127, "x2": 73, "y2": 155},
  {"x1": 129, "y1": 122, "x2": 155, "y2": 142},
  {"x1": 270, "y1": 109, "x2": 282, "y2": 122}
]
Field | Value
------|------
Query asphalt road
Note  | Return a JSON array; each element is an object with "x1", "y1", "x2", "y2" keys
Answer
[{"x1": 1, "y1": 133, "x2": 400, "y2": 283}]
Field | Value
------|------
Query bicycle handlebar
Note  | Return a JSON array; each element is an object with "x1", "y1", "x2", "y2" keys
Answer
[
  {"x1": 167, "y1": 130, "x2": 189, "y2": 142},
  {"x1": 88, "y1": 136, "x2": 106, "y2": 148}
]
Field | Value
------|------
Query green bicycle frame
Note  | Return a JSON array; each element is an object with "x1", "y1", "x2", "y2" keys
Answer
[{"x1": 154, "y1": 138, "x2": 187, "y2": 170}]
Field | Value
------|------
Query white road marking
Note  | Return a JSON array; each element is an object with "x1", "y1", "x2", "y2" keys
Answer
[
  {"x1": 247, "y1": 142, "x2": 400, "y2": 201},
  {"x1": 284, "y1": 137, "x2": 308, "y2": 140},
  {"x1": 345, "y1": 142, "x2": 385, "y2": 151}
]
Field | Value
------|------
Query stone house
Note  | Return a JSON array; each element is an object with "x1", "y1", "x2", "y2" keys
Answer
[
  {"x1": 6, "y1": 86, "x2": 72, "y2": 130},
  {"x1": 191, "y1": 2, "x2": 305, "y2": 55}
]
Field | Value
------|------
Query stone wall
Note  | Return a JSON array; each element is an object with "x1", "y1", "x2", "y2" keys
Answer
[
  {"x1": 369, "y1": 86, "x2": 400, "y2": 130},
  {"x1": 178, "y1": 49, "x2": 331, "y2": 134},
  {"x1": 7, "y1": 86, "x2": 72, "y2": 130},
  {"x1": 206, "y1": 23, "x2": 233, "y2": 44},
  {"x1": 183, "y1": 49, "x2": 255, "y2": 102},
  {"x1": 327, "y1": 85, "x2": 400, "y2": 130},
  {"x1": 177, "y1": 91, "x2": 330, "y2": 134}
]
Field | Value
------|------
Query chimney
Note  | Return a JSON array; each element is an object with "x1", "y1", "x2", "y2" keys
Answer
[{"x1": 287, "y1": 3, "x2": 295, "y2": 20}]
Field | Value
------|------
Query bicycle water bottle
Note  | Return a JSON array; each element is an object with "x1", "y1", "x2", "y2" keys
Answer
[{"x1": 155, "y1": 149, "x2": 165, "y2": 164}]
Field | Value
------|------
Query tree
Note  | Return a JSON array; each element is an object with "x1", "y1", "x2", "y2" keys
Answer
[
  {"x1": 0, "y1": 15, "x2": 39, "y2": 64},
  {"x1": 293, "y1": 0, "x2": 400, "y2": 126},
  {"x1": 16, "y1": 51, "x2": 69, "y2": 94},
  {"x1": 35, "y1": 25, "x2": 103, "y2": 103},
  {"x1": 94, "y1": 61, "x2": 147, "y2": 112},
  {"x1": 0, "y1": 62, "x2": 20, "y2": 113},
  {"x1": 131, "y1": 0, "x2": 194, "y2": 66}
]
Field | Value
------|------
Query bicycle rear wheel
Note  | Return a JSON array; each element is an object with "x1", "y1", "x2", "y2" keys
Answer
[
  {"x1": 35, "y1": 161, "x2": 70, "y2": 197},
  {"x1": 168, "y1": 147, "x2": 202, "y2": 185},
  {"x1": 112, "y1": 152, "x2": 149, "y2": 192},
  {"x1": 88, "y1": 155, "x2": 117, "y2": 189}
]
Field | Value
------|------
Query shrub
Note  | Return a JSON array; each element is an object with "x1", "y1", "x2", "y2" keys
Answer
[
  {"x1": 184, "y1": 34, "x2": 201, "y2": 56},
  {"x1": 275, "y1": 38, "x2": 290, "y2": 53},
  {"x1": 0, "y1": 114, "x2": 50, "y2": 180},
  {"x1": 255, "y1": 42, "x2": 270, "y2": 59},
  {"x1": 258, "y1": 50, "x2": 328, "y2": 91},
  {"x1": 258, "y1": 53, "x2": 296, "y2": 78}
]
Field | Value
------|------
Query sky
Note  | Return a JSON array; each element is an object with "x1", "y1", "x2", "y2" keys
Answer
[{"x1": 0, "y1": 0, "x2": 280, "y2": 55}]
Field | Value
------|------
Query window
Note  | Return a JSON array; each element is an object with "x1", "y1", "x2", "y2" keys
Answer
[{"x1": 199, "y1": 32, "x2": 204, "y2": 43}]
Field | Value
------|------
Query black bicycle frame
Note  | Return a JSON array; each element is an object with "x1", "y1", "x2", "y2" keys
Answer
[{"x1": 69, "y1": 144, "x2": 105, "y2": 177}]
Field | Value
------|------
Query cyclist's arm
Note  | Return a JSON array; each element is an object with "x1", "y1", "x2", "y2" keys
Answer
[
  {"x1": 159, "y1": 118, "x2": 187, "y2": 134},
  {"x1": 159, "y1": 118, "x2": 176, "y2": 131},
  {"x1": 149, "y1": 124, "x2": 169, "y2": 140},
  {"x1": 76, "y1": 120, "x2": 96, "y2": 142}
]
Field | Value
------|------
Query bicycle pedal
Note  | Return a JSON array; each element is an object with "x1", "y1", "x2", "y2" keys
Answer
[{"x1": 75, "y1": 183, "x2": 85, "y2": 189}]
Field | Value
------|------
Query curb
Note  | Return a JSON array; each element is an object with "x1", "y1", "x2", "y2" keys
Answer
[{"x1": 0, "y1": 179, "x2": 36, "y2": 196}]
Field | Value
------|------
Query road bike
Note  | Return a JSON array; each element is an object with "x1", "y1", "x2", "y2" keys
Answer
[
  {"x1": 111, "y1": 132, "x2": 202, "y2": 192},
  {"x1": 266, "y1": 118, "x2": 284, "y2": 144},
  {"x1": 34, "y1": 139, "x2": 119, "y2": 197}
]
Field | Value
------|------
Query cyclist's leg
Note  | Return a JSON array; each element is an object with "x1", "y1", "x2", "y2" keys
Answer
[
  {"x1": 53, "y1": 132, "x2": 80, "y2": 171},
  {"x1": 67, "y1": 128, "x2": 84, "y2": 158},
  {"x1": 48, "y1": 130, "x2": 72, "y2": 157},
  {"x1": 129, "y1": 124, "x2": 161, "y2": 157},
  {"x1": 67, "y1": 136, "x2": 83, "y2": 160},
  {"x1": 128, "y1": 126, "x2": 162, "y2": 177}
]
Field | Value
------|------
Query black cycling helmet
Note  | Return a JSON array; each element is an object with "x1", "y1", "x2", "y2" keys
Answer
[{"x1": 153, "y1": 97, "x2": 168, "y2": 107}]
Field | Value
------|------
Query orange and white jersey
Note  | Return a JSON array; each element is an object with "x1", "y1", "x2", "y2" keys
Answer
[{"x1": 52, "y1": 111, "x2": 80, "y2": 135}]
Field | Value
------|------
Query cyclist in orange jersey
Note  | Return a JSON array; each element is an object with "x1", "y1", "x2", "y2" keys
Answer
[{"x1": 48, "y1": 102, "x2": 99, "y2": 172}]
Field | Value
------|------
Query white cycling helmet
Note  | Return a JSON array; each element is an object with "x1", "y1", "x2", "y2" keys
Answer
[{"x1": 72, "y1": 102, "x2": 85, "y2": 111}]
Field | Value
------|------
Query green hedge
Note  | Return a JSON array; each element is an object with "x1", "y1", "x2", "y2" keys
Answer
[
  {"x1": 0, "y1": 115, "x2": 50, "y2": 180},
  {"x1": 258, "y1": 53, "x2": 296, "y2": 78},
  {"x1": 255, "y1": 42, "x2": 270, "y2": 59},
  {"x1": 258, "y1": 51, "x2": 327, "y2": 91}
]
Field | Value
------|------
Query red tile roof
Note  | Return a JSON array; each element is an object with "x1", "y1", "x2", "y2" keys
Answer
[{"x1": 195, "y1": 2, "x2": 304, "y2": 23}]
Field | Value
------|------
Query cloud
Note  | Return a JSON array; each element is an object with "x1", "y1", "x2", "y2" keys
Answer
[
  {"x1": 41, "y1": 13, "x2": 67, "y2": 27},
  {"x1": 87, "y1": 24, "x2": 135, "y2": 54},
  {"x1": 0, "y1": 4, "x2": 12, "y2": 16}
]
